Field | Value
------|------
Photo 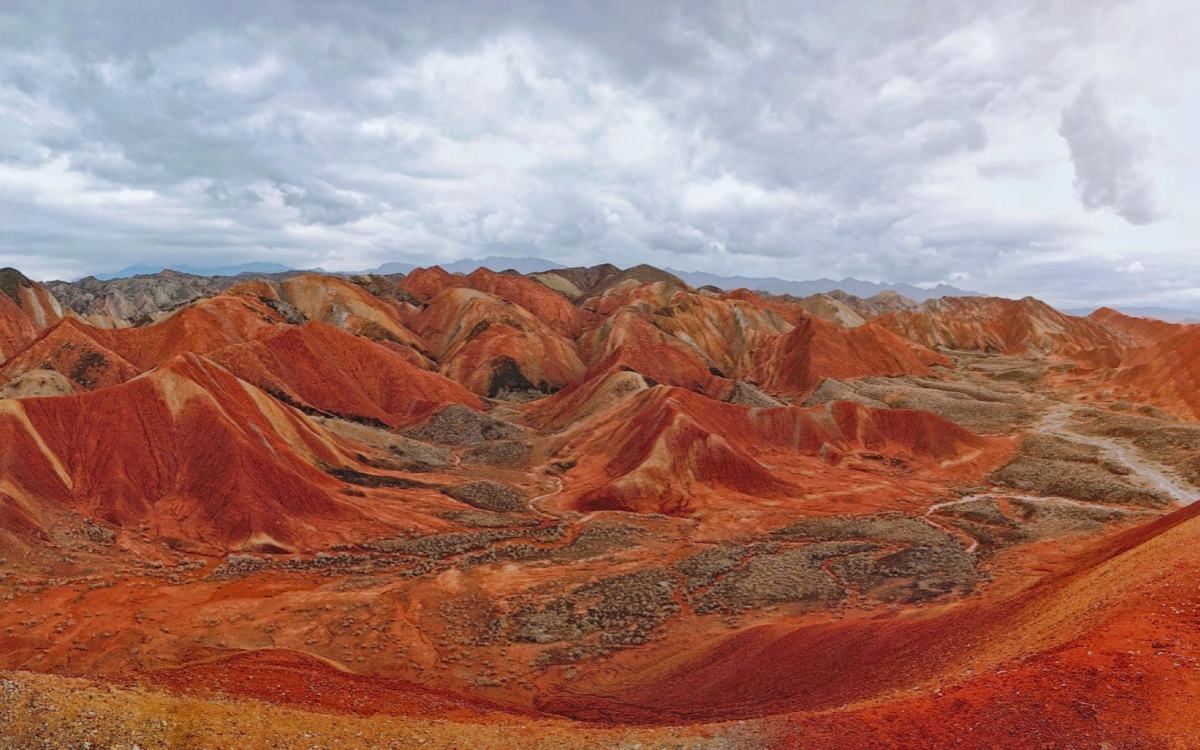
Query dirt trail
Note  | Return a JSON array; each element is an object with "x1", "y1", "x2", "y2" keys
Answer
[
  {"x1": 527, "y1": 475, "x2": 565, "y2": 521},
  {"x1": 1038, "y1": 403, "x2": 1200, "y2": 505},
  {"x1": 925, "y1": 398, "x2": 1197, "y2": 550}
]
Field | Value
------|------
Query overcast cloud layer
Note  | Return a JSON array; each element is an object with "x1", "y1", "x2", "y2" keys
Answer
[{"x1": 2, "y1": 0, "x2": 1198, "y2": 308}]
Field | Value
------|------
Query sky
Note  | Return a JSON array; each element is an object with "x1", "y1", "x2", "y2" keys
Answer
[{"x1": 1, "y1": 1, "x2": 1198, "y2": 308}]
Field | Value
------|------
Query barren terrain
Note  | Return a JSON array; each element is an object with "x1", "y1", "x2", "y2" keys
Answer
[{"x1": 1, "y1": 264, "x2": 1198, "y2": 748}]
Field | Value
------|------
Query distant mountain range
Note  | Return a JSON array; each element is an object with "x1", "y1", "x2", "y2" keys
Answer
[
  {"x1": 93, "y1": 262, "x2": 296, "y2": 281},
  {"x1": 365, "y1": 256, "x2": 566, "y2": 276},
  {"x1": 664, "y1": 269, "x2": 982, "y2": 302}
]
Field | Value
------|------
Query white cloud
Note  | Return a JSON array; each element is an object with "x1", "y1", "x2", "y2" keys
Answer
[
  {"x1": 1059, "y1": 82, "x2": 1163, "y2": 225},
  {"x1": 0, "y1": 1, "x2": 1195, "y2": 309}
]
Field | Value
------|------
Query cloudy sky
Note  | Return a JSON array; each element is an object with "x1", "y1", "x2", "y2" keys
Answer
[{"x1": 2, "y1": 1, "x2": 1198, "y2": 308}]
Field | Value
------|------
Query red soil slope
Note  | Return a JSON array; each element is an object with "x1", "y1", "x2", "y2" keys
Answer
[
  {"x1": 751, "y1": 315, "x2": 945, "y2": 397},
  {"x1": 0, "y1": 292, "x2": 41, "y2": 362},
  {"x1": 1104, "y1": 325, "x2": 1200, "y2": 420},
  {"x1": 133, "y1": 649, "x2": 520, "y2": 721},
  {"x1": 0, "y1": 318, "x2": 141, "y2": 390},
  {"x1": 0, "y1": 269, "x2": 64, "y2": 360},
  {"x1": 550, "y1": 501, "x2": 1200, "y2": 749},
  {"x1": 0, "y1": 354, "x2": 373, "y2": 551},
  {"x1": 579, "y1": 312, "x2": 732, "y2": 398},
  {"x1": 209, "y1": 321, "x2": 483, "y2": 427}
]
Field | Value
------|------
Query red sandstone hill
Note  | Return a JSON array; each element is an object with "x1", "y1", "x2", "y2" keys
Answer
[
  {"x1": 1089, "y1": 306, "x2": 1183, "y2": 346},
  {"x1": 410, "y1": 286, "x2": 584, "y2": 396},
  {"x1": 751, "y1": 315, "x2": 945, "y2": 397},
  {"x1": 551, "y1": 386, "x2": 997, "y2": 515},
  {"x1": 396, "y1": 266, "x2": 594, "y2": 339},
  {"x1": 0, "y1": 354, "x2": 383, "y2": 552},
  {"x1": 0, "y1": 293, "x2": 40, "y2": 362},
  {"x1": 102, "y1": 294, "x2": 288, "y2": 369},
  {"x1": 395, "y1": 265, "x2": 454, "y2": 302},
  {"x1": 646, "y1": 290, "x2": 793, "y2": 376},
  {"x1": 271, "y1": 274, "x2": 426, "y2": 354},
  {"x1": 522, "y1": 360, "x2": 655, "y2": 433},
  {"x1": 438, "y1": 322, "x2": 585, "y2": 397},
  {"x1": 0, "y1": 294, "x2": 289, "y2": 390},
  {"x1": 877, "y1": 296, "x2": 1124, "y2": 364},
  {"x1": 0, "y1": 317, "x2": 141, "y2": 391},
  {"x1": 460, "y1": 268, "x2": 591, "y2": 339},
  {"x1": 578, "y1": 312, "x2": 732, "y2": 398},
  {"x1": 208, "y1": 321, "x2": 483, "y2": 428},
  {"x1": 1103, "y1": 325, "x2": 1200, "y2": 420},
  {"x1": 0, "y1": 268, "x2": 65, "y2": 360}
]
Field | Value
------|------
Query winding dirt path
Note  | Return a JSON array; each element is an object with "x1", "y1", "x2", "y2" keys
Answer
[
  {"x1": 527, "y1": 475, "x2": 565, "y2": 521},
  {"x1": 1038, "y1": 403, "x2": 1200, "y2": 505},
  {"x1": 925, "y1": 398, "x2": 1199, "y2": 552}
]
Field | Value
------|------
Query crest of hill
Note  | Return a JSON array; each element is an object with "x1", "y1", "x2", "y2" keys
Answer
[
  {"x1": 876, "y1": 296, "x2": 1124, "y2": 364},
  {"x1": 538, "y1": 263, "x2": 622, "y2": 297},
  {"x1": 635, "y1": 288, "x2": 793, "y2": 376},
  {"x1": 0, "y1": 354, "x2": 381, "y2": 551},
  {"x1": 1088, "y1": 307, "x2": 1184, "y2": 346},
  {"x1": 45, "y1": 268, "x2": 301, "y2": 327},
  {"x1": 394, "y1": 266, "x2": 591, "y2": 338},
  {"x1": 827, "y1": 289, "x2": 918, "y2": 316},
  {"x1": 790, "y1": 293, "x2": 867, "y2": 328},
  {"x1": 93, "y1": 294, "x2": 288, "y2": 371},
  {"x1": 0, "y1": 294, "x2": 293, "y2": 391},
  {"x1": 586, "y1": 264, "x2": 690, "y2": 299},
  {"x1": 462, "y1": 268, "x2": 591, "y2": 338}
]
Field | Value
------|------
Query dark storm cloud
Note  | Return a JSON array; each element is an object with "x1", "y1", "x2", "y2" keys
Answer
[{"x1": 0, "y1": 0, "x2": 1193, "y2": 307}]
